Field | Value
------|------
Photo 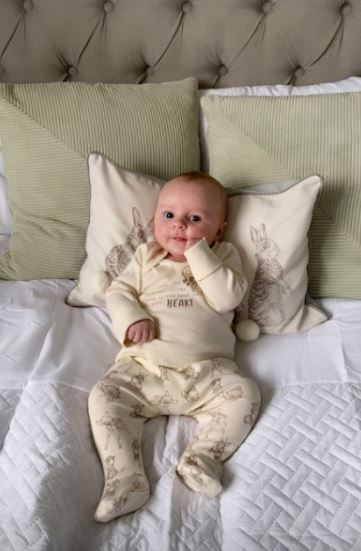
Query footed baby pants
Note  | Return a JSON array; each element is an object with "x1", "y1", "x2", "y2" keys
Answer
[{"x1": 88, "y1": 356, "x2": 260, "y2": 522}]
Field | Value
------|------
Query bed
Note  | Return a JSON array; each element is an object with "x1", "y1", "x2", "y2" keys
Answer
[{"x1": 1, "y1": 1, "x2": 361, "y2": 550}]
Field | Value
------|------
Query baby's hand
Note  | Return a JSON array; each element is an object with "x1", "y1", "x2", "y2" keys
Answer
[{"x1": 126, "y1": 319, "x2": 155, "y2": 344}]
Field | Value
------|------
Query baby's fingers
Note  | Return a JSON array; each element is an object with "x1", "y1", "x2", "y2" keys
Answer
[
  {"x1": 139, "y1": 322, "x2": 155, "y2": 342},
  {"x1": 127, "y1": 320, "x2": 155, "y2": 343},
  {"x1": 127, "y1": 325, "x2": 138, "y2": 342},
  {"x1": 127, "y1": 324, "x2": 144, "y2": 343}
]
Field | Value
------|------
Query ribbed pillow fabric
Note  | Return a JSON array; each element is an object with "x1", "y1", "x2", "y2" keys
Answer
[
  {"x1": 201, "y1": 93, "x2": 361, "y2": 299},
  {"x1": 0, "y1": 78, "x2": 199, "y2": 280},
  {"x1": 0, "y1": 151, "x2": 12, "y2": 235}
]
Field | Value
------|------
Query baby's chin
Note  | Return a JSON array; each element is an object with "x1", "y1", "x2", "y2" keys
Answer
[
  {"x1": 165, "y1": 239, "x2": 188, "y2": 261},
  {"x1": 166, "y1": 253, "x2": 187, "y2": 262}
]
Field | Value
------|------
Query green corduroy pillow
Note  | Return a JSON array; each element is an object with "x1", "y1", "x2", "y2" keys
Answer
[
  {"x1": 201, "y1": 92, "x2": 361, "y2": 299},
  {"x1": 0, "y1": 78, "x2": 199, "y2": 280}
]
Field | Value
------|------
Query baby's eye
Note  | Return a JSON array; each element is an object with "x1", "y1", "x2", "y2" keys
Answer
[
  {"x1": 190, "y1": 215, "x2": 201, "y2": 222},
  {"x1": 163, "y1": 211, "x2": 174, "y2": 219}
]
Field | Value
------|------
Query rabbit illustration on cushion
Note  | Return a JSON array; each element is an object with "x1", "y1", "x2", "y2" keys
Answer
[
  {"x1": 248, "y1": 223, "x2": 290, "y2": 327},
  {"x1": 92, "y1": 207, "x2": 154, "y2": 293},
  {"x1": 105, "y1": 207, "x2": 154, "y2": 279}
]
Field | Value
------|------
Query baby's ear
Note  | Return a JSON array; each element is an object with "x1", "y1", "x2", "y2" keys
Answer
[{"x1": 216, "y1": 221, "x2": 227, "y2": 239}]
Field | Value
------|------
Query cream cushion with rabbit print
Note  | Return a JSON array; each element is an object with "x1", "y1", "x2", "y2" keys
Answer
[
  {"x1": 67, "y1": 154, "x2": 164, "y2": 307},
  {"x1": 68, "y1": 154, "x2": 326, "y2": 336},
  {"x1": 225, "y1": 177, "x2": 327, "y2": 334}
]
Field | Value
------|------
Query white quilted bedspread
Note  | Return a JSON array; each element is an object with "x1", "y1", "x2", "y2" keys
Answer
[{"x1": 0, "y1": 277, "x2": 361, "y2": 551}]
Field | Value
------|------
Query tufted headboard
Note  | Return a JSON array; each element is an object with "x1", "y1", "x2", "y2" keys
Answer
[{"x1": 1, "y1": 0, "x2": 360, "y2": 87}]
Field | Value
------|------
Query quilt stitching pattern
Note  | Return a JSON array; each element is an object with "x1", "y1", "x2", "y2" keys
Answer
[
  {"x1": 0, "y1": 381, "x2": 361, "y2": 550},
  {"x1": 0, "y1": 390, "x2": 21, "y2": 448},
  {"x1": 222, "y1": 383, "x2": 361, "y2": 551}
]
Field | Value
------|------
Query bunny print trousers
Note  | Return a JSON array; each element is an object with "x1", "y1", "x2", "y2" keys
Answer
[{"x1": 88, "y1": 355, "x2": 260, "y2": 522}]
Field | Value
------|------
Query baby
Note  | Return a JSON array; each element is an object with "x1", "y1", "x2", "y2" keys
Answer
[{"x1": 88, "y1": 171, "x2": 261, "y2": 522}]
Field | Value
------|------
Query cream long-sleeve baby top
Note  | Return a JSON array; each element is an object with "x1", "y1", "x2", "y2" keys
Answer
[{"x1": 106, "y1": 238, "x2": 247, "y2": 367}]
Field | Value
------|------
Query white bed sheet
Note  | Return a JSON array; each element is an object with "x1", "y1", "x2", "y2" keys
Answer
[{"x1": 0, "y1": 251, "x2": 361, "y2": 550}]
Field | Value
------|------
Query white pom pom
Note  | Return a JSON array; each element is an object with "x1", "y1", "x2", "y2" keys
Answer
[
  {"x1": 92, "y1": 270, "x2": 111, "y2": 293},
  {"x1": 235, "y1": 319, "x2": 260, "y2": 342}
]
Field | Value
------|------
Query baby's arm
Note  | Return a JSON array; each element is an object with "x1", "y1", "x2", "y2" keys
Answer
[
  {"x1": 184, "y1": 238, "x2": 247, "y2": 313},
  {"x1": 106, "y1": 245, "x2": 155, "y2": 344}
]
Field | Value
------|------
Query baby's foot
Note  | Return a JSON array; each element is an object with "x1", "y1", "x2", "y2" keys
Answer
[
  {"x1": 177, "y1": 453, "x2": 222, "y2": 498},
  {"x1": 94, "y1": 472, "x2": 150, "y2": 522}
]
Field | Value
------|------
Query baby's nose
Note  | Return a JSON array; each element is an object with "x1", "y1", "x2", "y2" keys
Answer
[{"x1": 173, "y1": 217, "x2": 186, "y2": 228}]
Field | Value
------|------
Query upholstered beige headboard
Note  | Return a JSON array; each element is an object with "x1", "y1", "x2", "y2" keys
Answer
[{"x1": 1, "y1": 0, "x2": 360, "y2": 87}]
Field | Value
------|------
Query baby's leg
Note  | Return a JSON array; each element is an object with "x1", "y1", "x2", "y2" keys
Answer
[
  {"x1": 177, "y1": 359, "x2": 260, "y2": 497},
  {"x1": 88, "y1": 358, "x2": 154, "y2": 522}
]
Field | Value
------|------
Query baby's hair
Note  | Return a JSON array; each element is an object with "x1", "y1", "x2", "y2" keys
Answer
[{"x1": 172, "y1": 171, "x2": 228, "y2": 221}]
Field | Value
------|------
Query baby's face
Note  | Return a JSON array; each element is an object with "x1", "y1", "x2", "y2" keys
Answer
[{"x1": 154, "y1": 177, "x2": 226, "y2": 261}]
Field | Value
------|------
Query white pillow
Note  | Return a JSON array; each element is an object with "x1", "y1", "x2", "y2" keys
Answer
[
  {"x1": 0, "y1": 151, "x2": 12, "y2": 235},
  {"x1": 67, "y1": 153, "x2": 326, "y2": 335},
  {"x1": 67, "y1": 154, "x2": 163, "y2": 307},
  {"x1": 199, "y1": 76, "x2": 361, "y2": 171},
  {"x1": 225, "y1": 179, "x2": 327, "y2": 334}
]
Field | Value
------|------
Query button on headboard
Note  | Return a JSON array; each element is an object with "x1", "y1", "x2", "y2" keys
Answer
[{"x1": 1, "y1": 0, "x2": 360, "y2": 86}]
